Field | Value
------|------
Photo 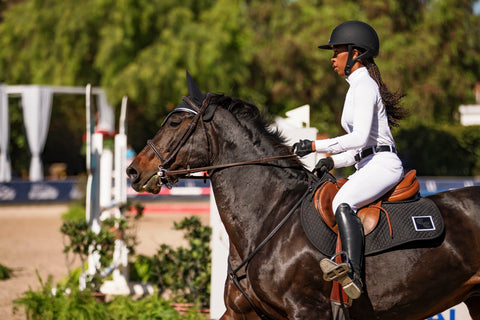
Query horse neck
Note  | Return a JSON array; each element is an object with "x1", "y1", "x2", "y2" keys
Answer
[{"x1": 207, "y1": 119, "x2": 311, "y2": 259}]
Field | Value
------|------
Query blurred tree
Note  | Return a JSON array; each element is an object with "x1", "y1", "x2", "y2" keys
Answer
[
  {"x1": 0, "y1": 0, "x2": 478, "y2": 175},
  {"x1": 96, "y1": 0, "x2": 254, "y2": 146},
  {"x1": 385, "y1": 0, "x2": 480, "y2": 124}
]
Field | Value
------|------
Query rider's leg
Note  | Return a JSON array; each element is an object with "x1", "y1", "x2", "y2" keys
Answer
[
  {"x1": 320, "y1": 153, "x2": 402, "y2": 299},
  {"x1": 320, "y1": 203, "x2": 364, "y2": 299},
  {"x1": 335, "y1": 203, "x2": 364, "y2": 299}
]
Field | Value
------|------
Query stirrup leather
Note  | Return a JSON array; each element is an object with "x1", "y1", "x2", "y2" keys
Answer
[{"x1": 320, "y1": 252, "x2": 350, "y2": 282}]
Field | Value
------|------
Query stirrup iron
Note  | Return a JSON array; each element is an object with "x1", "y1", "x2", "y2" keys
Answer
[{"x1": 320, "y1": 251, "x2": 350, "y2": 282}]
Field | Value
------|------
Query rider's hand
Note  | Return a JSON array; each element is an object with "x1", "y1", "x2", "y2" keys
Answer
[
  {"x1": 294, "y1": 140, "x2": 315, "y2": 157},
  {"x1": 315, "y1": 157, "x2": 334, "y2": 172}
]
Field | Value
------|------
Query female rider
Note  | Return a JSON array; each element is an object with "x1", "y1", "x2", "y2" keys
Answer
[{"x1": 294, "y1": 20, "x2": 407, "y2": 299}]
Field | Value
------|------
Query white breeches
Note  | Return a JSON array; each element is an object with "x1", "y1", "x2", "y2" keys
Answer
[{"x1": 332, "y1": 152, "x2": 404, "y2": 213}]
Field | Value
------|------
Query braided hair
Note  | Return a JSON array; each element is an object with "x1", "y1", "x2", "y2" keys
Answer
[{"x1": 363, "y1": 57, "x2": 408, "y2": 128}]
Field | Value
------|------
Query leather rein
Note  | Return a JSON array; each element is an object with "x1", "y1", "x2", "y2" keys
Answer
[
  {"x1": 147, "y1": 93, "x2": 311, "y2": 319},
  {"x1": 147, "y1": 93, "x2": 297, "y2": 181}
]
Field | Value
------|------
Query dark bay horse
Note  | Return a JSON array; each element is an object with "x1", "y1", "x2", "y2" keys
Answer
[{"x1": 126, "y1": 79, "x2": 480, "y2": 319}]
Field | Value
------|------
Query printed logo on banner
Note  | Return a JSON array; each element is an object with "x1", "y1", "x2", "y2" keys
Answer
[
  {"x1": 69, "y1": 185, "x2": 83, "y2": 200},
  {"x1": 0, "y1": 185, "x2": 16, "y2": 200},
  {"x1": 427, "y1": 303, "x2": 471, "y2": 320},
  {"x1": 28, "y1": 183, "x2": 59, "y2": 200},
  {"x1": 428, "y1": 309, "x2": 455, "y2": 320}
]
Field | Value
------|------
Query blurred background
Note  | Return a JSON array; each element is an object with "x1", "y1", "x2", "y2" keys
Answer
[
  {"x1": 0, "y1": 2, "x2": 478, "y2": 319},
  {"x1": 0, "y1": 0, "x2": 478, "y2": 182}
]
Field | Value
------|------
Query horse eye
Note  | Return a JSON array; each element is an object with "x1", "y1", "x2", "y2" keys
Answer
[{"x1": 169, "y1": 119, "x2": 182, "y2": 128}]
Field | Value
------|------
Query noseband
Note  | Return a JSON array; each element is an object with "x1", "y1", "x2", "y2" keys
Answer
[
  {"x1": 147, "y1": 94, "x2": 298, "y2": 183},
  {"x1": 147, "y1": 94, "x2": 309, "y2": 319}
]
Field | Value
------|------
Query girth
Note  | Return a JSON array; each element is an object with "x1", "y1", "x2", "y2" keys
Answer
[{"x1": 314, "y1": 170, "x2": 420, "y2": 236}]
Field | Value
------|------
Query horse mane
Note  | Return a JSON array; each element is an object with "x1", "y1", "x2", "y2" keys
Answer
[{"x1": 210, "y1": 94, "x2": 305, "y2": 168}]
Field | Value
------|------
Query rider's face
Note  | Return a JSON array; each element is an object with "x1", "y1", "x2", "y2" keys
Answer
[
  {"x1": 331, "y1": 45, "x2": 361, "y2": 77},
  {"x1": 331, "y1": 45, "x2": 349, "y2": 77}
]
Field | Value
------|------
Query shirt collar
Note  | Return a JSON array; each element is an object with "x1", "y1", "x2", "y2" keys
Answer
[{"x1": 346, "y1": 67, "x2": 368, "y2": 85}]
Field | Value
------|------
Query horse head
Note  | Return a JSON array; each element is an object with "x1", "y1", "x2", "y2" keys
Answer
[{"x1": 126, "y1": 71, "x2": 303, "y2": 194}]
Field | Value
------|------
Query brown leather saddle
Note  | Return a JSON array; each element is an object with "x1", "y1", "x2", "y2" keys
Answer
[
  {"x1": 313, "y1": 170, "x2": 420, "y2": 306},
  {"x1": 314, "y1": 170, "x2": 420, "y2": 236}
]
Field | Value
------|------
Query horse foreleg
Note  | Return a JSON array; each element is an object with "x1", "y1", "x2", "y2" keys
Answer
[
  {"x1": 220, "y1": 276, "x2": 263, "y2": 320},
  {"x1": 220, "y1": 308, "x2": 262, "y2": 320}
]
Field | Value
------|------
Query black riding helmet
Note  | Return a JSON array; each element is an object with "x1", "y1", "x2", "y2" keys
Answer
[{"x1": 318, "y1": 20, "x2": 379, "y2": 76}]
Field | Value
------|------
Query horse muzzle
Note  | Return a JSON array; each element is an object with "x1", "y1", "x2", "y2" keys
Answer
[{"x1": 127, "y1": 164, "x2": 178, "y2": 194}]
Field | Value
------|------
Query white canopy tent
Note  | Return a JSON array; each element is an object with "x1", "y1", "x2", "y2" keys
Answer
[
  {"x1": 0, "y1": 85, "x2": 115, "y2": 182},
  {"x1": 0, "y1": 84, "x2": 10, "y2": 182}
]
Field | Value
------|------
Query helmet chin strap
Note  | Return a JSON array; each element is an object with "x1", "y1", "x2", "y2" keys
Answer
[
  {"x1": 344, "y1": 45, "x2": 355, "y2": 76},
  {"x1": 344, "y1": 44, "x2": 369, "y2": 76}
]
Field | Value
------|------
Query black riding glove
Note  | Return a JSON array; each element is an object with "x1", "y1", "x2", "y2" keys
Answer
[
  {"x1": 294, "y1": 139, "x2": 315, "y2": 157},
  {"x1": 315, "y1": 157, "x2": 334, "y2": 172}
]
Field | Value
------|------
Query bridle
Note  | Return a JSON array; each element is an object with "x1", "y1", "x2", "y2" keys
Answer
[
  {"x1": 147, "y1": 93, "x2": 313, "y2": 319},
  {"x1": 147, "y1": 93, "x2": 298, "y2": 184}
]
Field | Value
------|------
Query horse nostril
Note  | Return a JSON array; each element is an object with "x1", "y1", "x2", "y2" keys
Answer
[{"x1": 126, "y1": 165, "x2": 138, "y2": 181}]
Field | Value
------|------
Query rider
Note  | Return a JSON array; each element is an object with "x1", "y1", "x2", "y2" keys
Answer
[{"x1": 294, "y1": 20, "x2": 407, "y2": 299}]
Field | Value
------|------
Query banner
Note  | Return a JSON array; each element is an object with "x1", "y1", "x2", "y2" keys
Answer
[{"x1": 0, "y1": 179, "x2": 82, "y2": 203}]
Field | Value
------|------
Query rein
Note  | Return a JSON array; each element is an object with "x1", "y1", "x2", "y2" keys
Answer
[
  {"x1": 148, "y1": 93, "x2": 311, "y2": 319},
  {"x1": 228, "y1": 185, "x2": 313, "y2": 320},
  {"x1": 147, "y1": 94, "x2": 298, "y2": 181},
  {"x1": 149, "y1": 152, "x2": 298, "y2": 178}
]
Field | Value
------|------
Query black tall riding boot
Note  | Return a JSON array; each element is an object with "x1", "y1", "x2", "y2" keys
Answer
[{"x1": 320, "y1": 203, "x2": 364, "y2": 299}]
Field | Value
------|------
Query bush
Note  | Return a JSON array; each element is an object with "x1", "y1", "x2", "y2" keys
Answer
[
  {"x1": 60, "y1": 204, "x2": 139, "y2": 291},
  {"x1": 130, "y1": 216, "x2": 212, "y2": 308},
  {"x1": 16, "y1": 210, "x2": 212, "y2": 319},
  {"x1": 0, "y1": 263, "x2": 13, "y2": 280},
  {"x1": 460, "y1": 125, "x2": 480, "y2": 176},
  {"x1": 14, "y1": 272, "x2": 109, "y2": 320},
  {"x1": 395, "y1": 123, "x2": 478, "y2": 176},
  {"x1": 13, "y1": 272, "x2": 207, "y2": 320}
]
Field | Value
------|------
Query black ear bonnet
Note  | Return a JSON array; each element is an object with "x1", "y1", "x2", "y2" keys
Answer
[{"x1": 162, "y1": 71, "x2": 217, "y2": 125}]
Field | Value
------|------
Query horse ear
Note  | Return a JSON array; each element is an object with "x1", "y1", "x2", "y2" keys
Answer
[{"x1": 186, "y1": 70, "x2": 206, "y2": 105}]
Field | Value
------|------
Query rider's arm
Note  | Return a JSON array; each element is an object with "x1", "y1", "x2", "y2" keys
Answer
[{"x1": 314, "y1": 81, "x2": 376, "y2": 155}]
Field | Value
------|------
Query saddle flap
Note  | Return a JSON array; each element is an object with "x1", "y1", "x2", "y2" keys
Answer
[
  {"x1": 357, "y1": 203, "x2": 381, "y2": 235},
  {"x1": 314, "y1": 179, "x2": 347, "y2": 231}
]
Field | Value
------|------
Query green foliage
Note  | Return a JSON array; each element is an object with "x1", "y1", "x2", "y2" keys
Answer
[
  {"x1": 60, "y1": 205, "x2": 139, "y2": 291},
  {"x1": 130, "y1": 216, "x2": 212, "y2": 308},
  {"x1": 60, "y1": 219, "x2": 114, "y2": 290},
  {"x1": 17, "y1": 208, "x2": 211, "y2": 319},
  {"x1": 129, "y1": 254, "x2": 155, "y2": 284},
  {"x1": 459, "y1": 125, "x2": 480, "y2": 176},
  {"x1": 395, "y1": 123, "x2": 477, "y2": 176},
  {"x1": 13, "y1": 272, "x2": 206, "y2": 320},
  {"x1": 0, "y1": 263, "x2": 13, "y2": 280},
  {"x1": 14, "y1": 271, "x2": 109, "y2": 320},
  {"x1": 61, "y1": 203, "x2": 87, "y2": 222},
  {"x1": 0, "y1": 0, "x2": 479, "y2": 175}
]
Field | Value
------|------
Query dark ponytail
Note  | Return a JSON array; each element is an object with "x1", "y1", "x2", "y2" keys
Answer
[{"x1": 364, "y1": 57, "x2": 408, "y2": 128}]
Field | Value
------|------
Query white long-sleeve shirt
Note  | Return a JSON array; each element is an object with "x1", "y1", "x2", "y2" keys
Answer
[{"x1": 314, "y1": 67, "x2": 395, "y2": 168}]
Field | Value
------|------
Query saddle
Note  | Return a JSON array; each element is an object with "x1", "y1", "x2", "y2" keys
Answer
[
  {"x1": 312, "y1": 170, "x2": 420, "y2": 307},
  {"x1": 314, "y1": 170, "x2": 420, "y2": 236}
]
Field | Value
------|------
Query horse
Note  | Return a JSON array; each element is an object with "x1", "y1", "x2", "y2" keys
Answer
[{"x1": 126, "y1": 74, "x2": 480, "y2": 320}]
